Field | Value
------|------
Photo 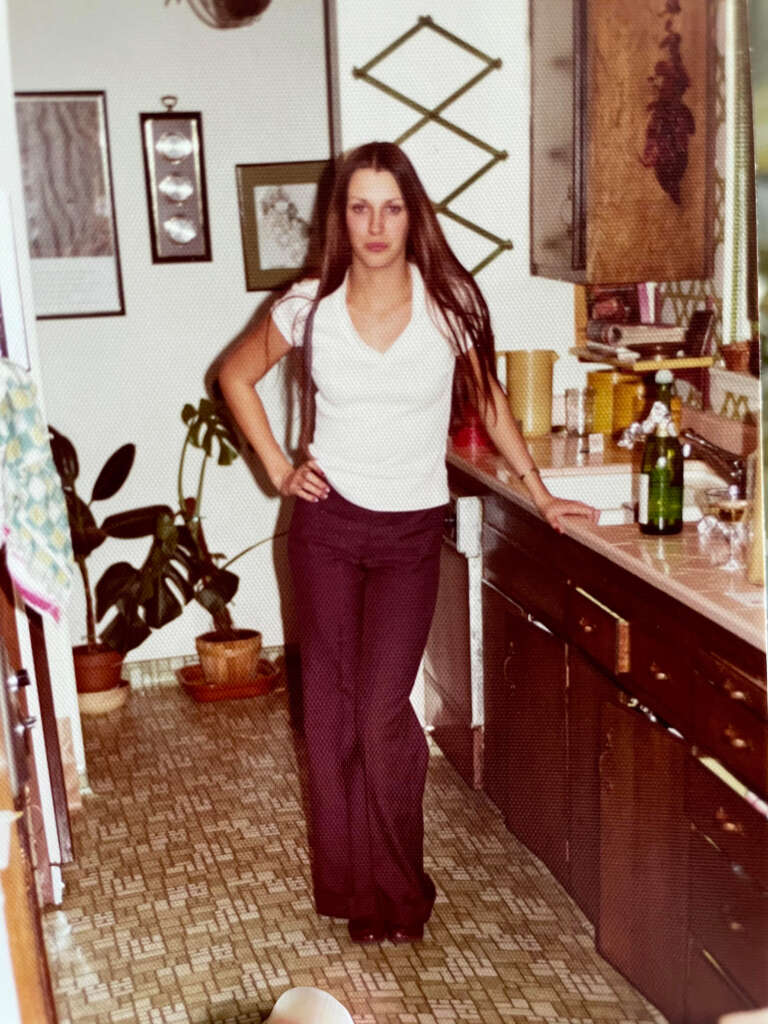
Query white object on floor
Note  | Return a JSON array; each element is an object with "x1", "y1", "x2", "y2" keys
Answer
[{"x1": 265, "y1": 986, "x2": 354, "y2": 1023}]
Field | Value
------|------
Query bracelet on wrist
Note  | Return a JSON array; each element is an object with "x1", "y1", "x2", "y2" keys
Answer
[{"x1": 519, "y1": 465, "x2": 540, "y2": 484}]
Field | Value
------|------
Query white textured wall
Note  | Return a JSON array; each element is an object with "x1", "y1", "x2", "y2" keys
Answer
[
  {"x1": 7, "y1": 0, "x2": 330, "y2": 657},
  {"x1": 0, "y1": 1, "x2": 86, "y2": 772},
  {"x1": 334, "y1": 0, "x2": 587, "y2": 405}
]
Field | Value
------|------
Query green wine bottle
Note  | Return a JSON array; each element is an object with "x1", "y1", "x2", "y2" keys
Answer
[{"x1": 638, "y1": 419, "x2": 683, "y2": 535}]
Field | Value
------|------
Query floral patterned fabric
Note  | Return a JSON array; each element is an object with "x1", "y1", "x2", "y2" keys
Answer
[{"x1": 0, "y1": 359, "x2": 73, "y2": 621}]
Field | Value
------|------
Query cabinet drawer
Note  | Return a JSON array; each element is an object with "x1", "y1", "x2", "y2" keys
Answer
[
  {"x1": 566, "y1": 587, "x2": 630, "y2": 675},
  {"x1": 630, "y1": 626, "x2": 692, "y2": 730},
  {"x1": 686, "y1": 757, "x2": 768, "y2": 890},
  {"x1": 689, "y1": 831, "x2": 768, "y2": 1007},
  {"x1": 482, "y1": 525, "x2": 567, "y2": 630},
  {"x1": 692, "y1": 673, "x2": 768, "y2": 799},
  {"x1": 697, "y1": 650, "x2": 767, "y2": 721}
]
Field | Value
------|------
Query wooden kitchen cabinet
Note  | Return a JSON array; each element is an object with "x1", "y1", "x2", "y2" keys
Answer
[
  {"x1": 529, "y1": 0, "x2": 714, "y2": 283},
  {"x1": 598, "y1": 698, "x2": 690, "y2": 1024},
  {"x1": 684, "y1": 655, "x2": 768, "y2": 1020},
  {"x1": 482, "y1": 581, "x2": 569, "y2": 890},
  {"x1": 451, "y1": 458, "x2": 767, "y2": 1024},
  {"x1": 567, "y1": 648, "x2": 617, "y2": 923}
]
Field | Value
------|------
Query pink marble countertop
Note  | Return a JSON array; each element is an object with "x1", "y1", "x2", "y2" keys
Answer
[{"x1": 448, "y1": 439, "x2": 767, "y2": 654}]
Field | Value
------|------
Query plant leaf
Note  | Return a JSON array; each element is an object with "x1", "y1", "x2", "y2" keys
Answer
[
  {"x1": 67, "y1": 495, "x2": 105, "y2": 558},
  {"x1": 144, "y1": 580, "x2": 183, "y2": 629},
  {"x1": 217, "y1": 441, "x2": 238, "y2": 466},
  {"x1": 181, "y1": 403, "x2": 197, "y2": 424},
  {"x1": 165, "y1": 563, "x2": 194, "y2": 602},
  {"x1": 95, "y1": 561, "x2": 140, "y2": 621},
  {"x1": 102, "y1": 505, "x2": 173, "y2": 539},
  {"x1": 48, "y1": 427, "x2": 79, "y2": 487},
  {"x1": 201, "y1": 567, "x2": 239, "y2": 606},
  {"x1": 91, "y1": 444, "x2": 136, "y2": 503},
  {"x1": 99, "y1": 608, "x2": 150, "y2": 655}
]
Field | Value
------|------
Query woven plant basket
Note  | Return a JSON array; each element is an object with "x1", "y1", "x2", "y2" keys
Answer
[{"x1": 195, "y1": 628, "x2": 262, "y2": 685}]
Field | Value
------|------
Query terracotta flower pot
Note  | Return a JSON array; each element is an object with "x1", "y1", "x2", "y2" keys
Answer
[
  {"x1": 72, "y1": 644, "x2": 124, "y2": 693},
  {"x1": 195, "y1": 628, "x2": 262, "y2": 686},
  {"x1": 722, "y1": 341, "x2": 751, "y2": 374}
]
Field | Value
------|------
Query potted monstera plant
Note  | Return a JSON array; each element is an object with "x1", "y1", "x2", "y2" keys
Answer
[{"x1": 95, "y1": 397, "x2": 281, "y2": 692}]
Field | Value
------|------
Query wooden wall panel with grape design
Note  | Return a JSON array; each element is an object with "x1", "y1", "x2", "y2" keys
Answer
[
  {"x1": 587, "y1": 0, "x2": 714, "y2": 283},
  {"x1": 530, "y1": 0, "x2": 714, "y2": 284}
]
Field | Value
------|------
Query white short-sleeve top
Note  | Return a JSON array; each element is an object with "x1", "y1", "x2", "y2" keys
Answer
[{"x1": 270, "y1": 262, "x2": 457, "y2": 512}]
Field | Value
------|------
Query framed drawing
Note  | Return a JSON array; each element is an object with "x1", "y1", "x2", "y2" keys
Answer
[
  {"x1": 140, "y1": 107, "x2": 212, "y2": 263},
  {"x1": 235, "y1": 160, "x2": 330, "y2": 290},
  {"x1": 0, "y1": 190, "x2": 30, "y2": 368},
  {"x1": 14, "y1": 91, "x2": 125, "y2": 318}
]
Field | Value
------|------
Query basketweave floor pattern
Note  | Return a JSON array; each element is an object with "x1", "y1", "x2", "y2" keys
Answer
[{"x1": 43, "y1": 680, "x2": 667, "y2": 1024}]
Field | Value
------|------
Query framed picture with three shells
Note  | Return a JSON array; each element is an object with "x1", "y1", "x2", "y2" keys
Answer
[{"x1": 140, "y1": 104, "x2": 212, "y2": 263}]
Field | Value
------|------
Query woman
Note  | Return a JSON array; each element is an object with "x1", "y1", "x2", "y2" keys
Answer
[{"x1": 219, "y1": 142, "x2": 595, "y2": 946}]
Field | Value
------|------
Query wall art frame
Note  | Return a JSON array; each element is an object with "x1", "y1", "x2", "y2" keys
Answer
[
  {"x1": 140, "y1": 106, "x2": 212, "y2": 263},
  {"x1": 14, "y1": 90, "x2": 125, "y2": 318},
  {"x1": 235, "y1": 160, "x2": 330, "y2": 290}
]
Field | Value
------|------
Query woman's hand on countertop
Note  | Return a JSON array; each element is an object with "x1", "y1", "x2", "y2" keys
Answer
[
  {"x1": 280, "y1": 459, "x2": 331, "y2": 502},
  {"x1": 536, "y1": 495, "x2": 600, "y2": 533}
]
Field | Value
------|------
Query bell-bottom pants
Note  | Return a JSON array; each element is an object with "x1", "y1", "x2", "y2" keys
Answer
[{"x1": 288, "y1": 486, "x2": 446, "y2": 927}]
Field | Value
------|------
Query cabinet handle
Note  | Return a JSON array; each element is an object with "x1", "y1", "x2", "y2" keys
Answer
[
  {"x1": 649, "y1": 661, "x2": 668, "y2": 682},
  {"x1": 727, "y1": 919, "x2": 745, "y2": 933},
  {"x1": 714, "y1": 807, "x2": 744, "y2": 834},
  {"x1": 578, "y1": 616, "x2": 595, "y2": 635},
  {"x1": 723, "y1": 679, "x2": 747, "y2": 702},
  {"x1": 723, "y1": 725, "x2": 750, "y2": 751}
]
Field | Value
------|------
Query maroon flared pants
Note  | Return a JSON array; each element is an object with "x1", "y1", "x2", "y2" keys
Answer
[{"x1": 288, "y1": 487, "x2": 446, "y2": 927}]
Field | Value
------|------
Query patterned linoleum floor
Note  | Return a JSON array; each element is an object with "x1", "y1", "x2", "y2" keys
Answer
[{"x1": 43, "y1": 674, "x2": 666, "y2": 1024}]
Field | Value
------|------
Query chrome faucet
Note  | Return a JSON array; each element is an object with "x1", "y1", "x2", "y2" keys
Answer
[{"x1": 679, "y1": 429, "x2": 747, "y2": 497}]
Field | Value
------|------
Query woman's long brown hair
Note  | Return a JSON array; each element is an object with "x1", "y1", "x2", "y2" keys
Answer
[{"x1": 296, "y1": 141, "x2": 499, "y2": 455}]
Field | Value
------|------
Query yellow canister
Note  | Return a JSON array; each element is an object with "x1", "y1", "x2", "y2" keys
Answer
[
  {"x1": 503, "y1": 349, "x2": 559, "y2": 437},
  {"x1": 586, "y1": 369, "x2": 623, "y2": 433},
  {"x1": 612, "y1": 375, "x2": 646, "y2": 434}
]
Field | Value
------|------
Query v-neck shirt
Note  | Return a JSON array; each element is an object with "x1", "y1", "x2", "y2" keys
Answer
[{"x1": 271, "y1": 262, "x2": 457, "y2": 511}]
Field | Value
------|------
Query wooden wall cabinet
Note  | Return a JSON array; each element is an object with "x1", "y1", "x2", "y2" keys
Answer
[{"x1": 530, "y1": 0, "x2": 714, "y2": 283}]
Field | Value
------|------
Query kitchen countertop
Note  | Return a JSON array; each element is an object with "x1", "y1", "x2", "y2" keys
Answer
[{"x1": 448, "y1": 436, "x2": 768, "y2": 654}]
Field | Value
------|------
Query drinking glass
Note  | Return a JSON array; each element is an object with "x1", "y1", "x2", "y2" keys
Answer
[
  {"x1": 704, "y1": 486, "x2": 749, "y2": 571},
  {"x1": 565, "y1": 388, "x2": 595, "y2": 450}
]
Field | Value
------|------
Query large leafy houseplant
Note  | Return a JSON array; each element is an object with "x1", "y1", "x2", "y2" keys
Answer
[
  {"x1": 95, "y1": 397, "x2": 279, "y2": 682},
  {"x1": 49, "y1": 427, "x2": 170, "y2": 692}
]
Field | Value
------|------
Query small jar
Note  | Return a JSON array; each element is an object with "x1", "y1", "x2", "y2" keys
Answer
[{"x1": 612, "y1": 376, "x2": 646, "y2": 434}]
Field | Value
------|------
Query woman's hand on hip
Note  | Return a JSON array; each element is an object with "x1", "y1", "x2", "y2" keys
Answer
[
  {"x1": 280, "y1": 459, "x2": 330, "y2": 502},
  {"x1": 537, "y1": 496, "x2": 599, "y2": 533}
]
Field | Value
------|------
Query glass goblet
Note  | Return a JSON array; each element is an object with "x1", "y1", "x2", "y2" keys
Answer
[{"x1": 705, "y1": 487, "x2": 749, "y2": 572}]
